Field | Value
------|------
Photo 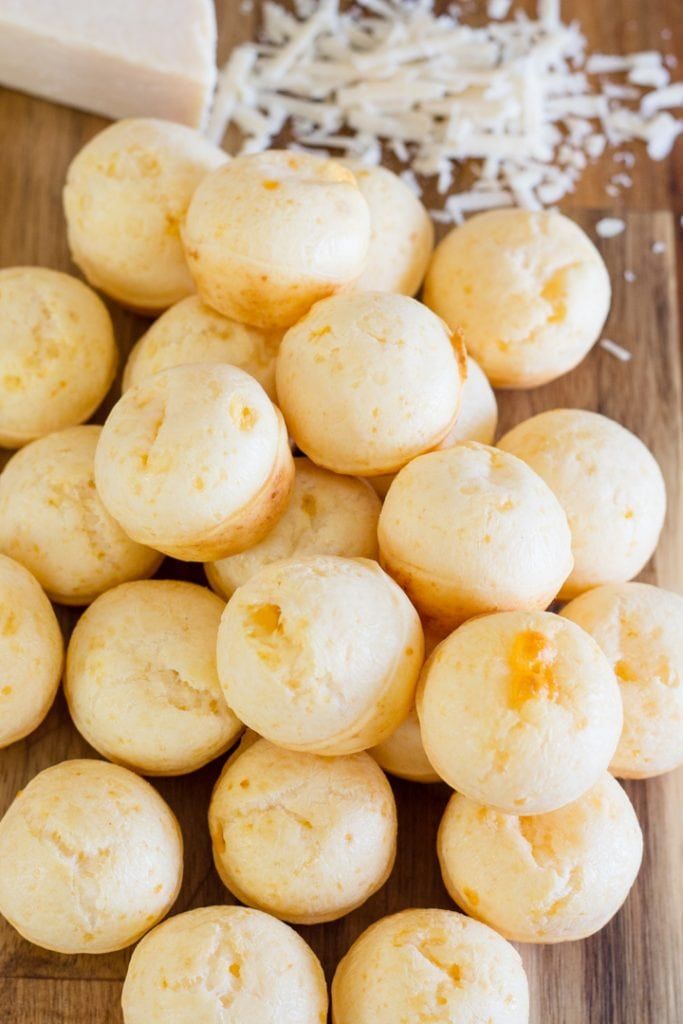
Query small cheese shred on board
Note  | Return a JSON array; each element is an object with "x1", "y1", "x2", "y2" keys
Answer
[{"x1": 207, "y1": 0, "x2": 683, "y2": 219}]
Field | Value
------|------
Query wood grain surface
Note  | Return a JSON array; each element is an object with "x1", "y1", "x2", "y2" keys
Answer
[{"x1": 1, "y1": 2, "x2": 682, "y2": 1022}]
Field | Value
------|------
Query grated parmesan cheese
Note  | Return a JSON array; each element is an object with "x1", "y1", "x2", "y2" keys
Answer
[
  {"x1": 600, "y1": 338, "x2": 633, "y2": 361},
  {"x1": 595, "y1": 217, "x2": 625, "y2": 238},
  {"x1": 209, "y1": 0, "x2": 683, "y2": 220}
]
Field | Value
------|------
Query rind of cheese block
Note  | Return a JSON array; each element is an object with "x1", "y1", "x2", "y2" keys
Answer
[{"x1": 0, "y1": 0, "x2": 216, "y2": 128}]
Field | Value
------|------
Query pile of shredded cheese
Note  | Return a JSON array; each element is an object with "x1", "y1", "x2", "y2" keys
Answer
[{"x1": 207, "y1": 0, "x2": 683, "y2": 220}]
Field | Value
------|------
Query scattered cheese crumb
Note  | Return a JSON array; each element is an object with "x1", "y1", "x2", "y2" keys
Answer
[
  {"x1": 600, "y1": 338, "x2": 633, "y2": 361},
  {"x1": 595, "y1": 217, "x2": 626, "y2": 238},
  {"x1": 651, "y1": 241, "x2": 666, "y2": 254},
  {"x1": 209, "y1": 0, "x2": 683, "y2": 218},
  {"x1": 624, "y1": 270, "x2": 637, "y2": 282}
]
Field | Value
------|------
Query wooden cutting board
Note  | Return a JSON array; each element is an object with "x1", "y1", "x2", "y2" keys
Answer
[{"x1": 1, "y1": 2, "x2": 682, "y2": 1022}]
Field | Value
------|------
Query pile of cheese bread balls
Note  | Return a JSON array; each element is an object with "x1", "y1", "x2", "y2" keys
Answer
[{"x1": 0, "y1": 115, "x2": 679, "y2": 1024}]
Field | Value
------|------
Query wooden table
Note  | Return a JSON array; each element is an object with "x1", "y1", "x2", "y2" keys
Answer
[{"x1": 1, "y1": 2, "x2": 682, "y2": 1022}]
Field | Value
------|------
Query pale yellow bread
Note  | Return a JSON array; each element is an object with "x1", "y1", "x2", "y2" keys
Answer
[
  {"x1": 498, "y1": 409, "x2": 666, "y2": 598},
  {"x1": 345, "y1": 161, "x2": 434, "y2": 295},
  {"x1": 216, "y1": 555, "x2": 424, "y2": 755},
  {"x1": 122, "y1": 294, "x2": 281, "y2": 399},
  {"x1": 0, "y1": 267, "x2": 117, "y2": 448},
  {"x1": 423, "y1": 208, "x2": 610, "y2": 388},
  {"x1": 0, "y1": 425, "x2": 162, "y2": 605},
  {"x1": 183, "y1": 150, "x2": 370, "y2": 328},
  {"x1": 209, "y1": 737, "x2": 396, "y2": 924},
  {"x1": 0, "y1": 554, "x2": 63, "y2": 748},
  {"x1": 331, "y1": 908, "x2": 529, "y2": 1024},
  {"x1": 418, "y1": 610, "x2": 623, "y2": 813},
  {"x1": 561, "y1": 582, "x2": 683, "y2": 778},
  {"x1": 121, "y1": 905, "x2": 328, "y2": 1024},
  {"x1": 438, "y1": 774, "x2": 643, "y2": 942},
  {"x1": 0, "y1": 759, "x2": 182, "y2": 954},
  {"x1": 276, "y1": 290, "x2": 466, "y2": 476},
  {"x1": 205, "y1": 458, "x2": 381, "y2": 599},
  {"x1": 378, "y1": 442, "x2": 573, "y2": 631},
  {"x1": 65, "y1": 580, "x2": 242, "y2": 776},
  {"x1": 64, "y1": 117, "x2": 226, "y2": 313},
  {"x1": 94, "y1": 363, "x2": 294, "y2": 561}
]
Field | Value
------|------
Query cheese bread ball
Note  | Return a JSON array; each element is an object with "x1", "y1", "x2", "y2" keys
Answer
[
  {"x1": 345, "y1": 162, "x2": 434, "y2": 295},
  {"x1": 0, "y1": 426, "x2": 162, "y2": 605},
  {"x1": 277, "y1": 291, "x2": 466, "y2": 476},
  {"x1": 0, "y1": 267, "x2": 117, "y2": 448},
  {"x1": 0, "y1": 760, "x2": 182, "y2": 954},
  {"x1": 418, "y1": 610, "x2": 623, "y2": 813},
  {"x1": 369, "y1": 706, "x2": 439, "y2": 784},
  {"x1": 378, "y1": 443, "x2": 573, "y2": 631},
  {"x1": 206, "y1": 458, "x2": 381, "y2": 599},
  {"x1": 562, "y1": 583, "x2": 683, "y2": 778},
  {"x1": 370, "y1": 355, "x2": 498, "y2": 498},
  {"x1": 438, "y1": 774, "x2": 642, "y2": 943},
  {"x1": 0, "y1": 555, "x2": 63, "y2": 748},
  {"x1": 183, "y1": 150, "x2": 370, "y2": 329},
  {"x1": 64, "y1": 118, "x2": 226, "y2": 313},
  {"x1": 217, "y1": 555, "x2": 423, "y2": 755},
  {"x1": 65, "y1": 580, "x2": 242, "y2": 776},
  {"x1": 122, "y1": 295, "x2": 281, "y2": 399},
  {"x1": 95, "y1": 363, "x2": 294, "y2": 561},
  {"x1": 498, "y1": 410, "x2": 666, "y2": 598},
  {"x1": 331, "y1": 908, "x2": 529, "y2": 1024},
  {"x1": 122, "y1": 905, "x2": 328, "y2": 1024},
  {"x1": 423, "y1": 208, "x2": 611, "y2": 388},
  {"x1": 209, "y1": 737, "x2": 396, "y2": 924},
  {"x1": 370, "y1": 622, "x2": 445, "y2": 783}
]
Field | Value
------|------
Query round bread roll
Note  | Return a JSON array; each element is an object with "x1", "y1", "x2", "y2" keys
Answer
[
  {"x1": 561, "y1": 582, "x2": 683, "y2": 778},
  {"x1": 183, "y1": 150, "x2": 370, "y2": 328},
  {"x1": 209, "y1": 737, "x2": 396, "y2": 923},
  {"x1": 206, "y1": 458, "x2": 381, "y2": 599},
  {"x1": 122, "y1": 295, "x2": 281, "y2": 399},
  {"x1": 370, "y1": 355, "x2": 498, "y2": 498},
  {"x1": 0, "y1": 759, "x2": 182, "y2": 953},
  {"x1": 0, "y1": 426, "x2": 162, "y2": 605},
  {"x1": 276, "y1": 291, "x2": 466, "y2": 476},
  {"x1": 95, "y1": 363, "x2": 294, "y2": 561},
  {"x1": 63, "y1": 118, "x2": 226, "y2": 313},
  {"x1": 122, "y1": 905, "x2": 328, "y2": 1024},
  {"x1": 378, "y1": 443, "x2": 573, "y2": 631},
  {"x1": 0, "y1": 555, "x2": 63, "y2": 748},
  {"x1": 331, "y1": 908, "x2": 529, "y2": 1024},
  {"x1": 217, "y1": 555, "x2": 423, "y2": 755},
  {"x1": 437, "y1": 774, "x2": 643, "y2": 942},
  {"x1": 370, "y1": 622, "x2": 444, "y2": 783},
  {"x1": 418, "y1": 610, "x2": 623, "y2": 813},
  {"x1": 65, "y1": 580, "x2": 242, "y2": 776},
  {"x1": 498, "y1": 409, "x2": 666, "y2": 598},
  {"x1": 0, "y1": 267, "x2": 117, "y2": 448},
  {"x1": 345, "y1": 162, "x2": 434, "y2": 295},
  {"x1": 423, "y1": 208, "x2": 611, "y2": 388},
  {"x1": 369, "y1": 706, "x2": 439, "y2": 784}
]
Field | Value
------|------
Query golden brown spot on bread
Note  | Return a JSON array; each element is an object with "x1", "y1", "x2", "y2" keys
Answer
[
  {"x1": 229, "y1": 396, "x2": 257, "y2": 431},
  {"x1": 1, "y1": 686, "x2": 12, "y2": 696},
  {"x1": 229, "y1": 962, "x2": 241, "y2": 978},
  {"x1": 1, "y1": 611, "x2": 18, "y2": 636},
  {"x1": 309, "y1": 324, "x2": 332, "y2": 341},
  {"x1": 463, "y1": 887, "x2": 479, "y2": 907},
  {"x1": 507, "y1": 630, "x2": 560, "y2": 710},
  {"x1": 615, "y1": 659, "x2": 638, "y2": 683},
  {"x1": 246, "y1": 603, "x2": 282, "y2": 638},
  {"x1": 262, "y1": 179, "x2": 280, "y2": 190},
  {"x1": 301, "y1": 493, "x2": 317, "y2": 518}
]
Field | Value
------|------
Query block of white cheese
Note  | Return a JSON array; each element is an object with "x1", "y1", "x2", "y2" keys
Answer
[{"x1": 0, "y1": 0, "x2": 216, "y2": 128}]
